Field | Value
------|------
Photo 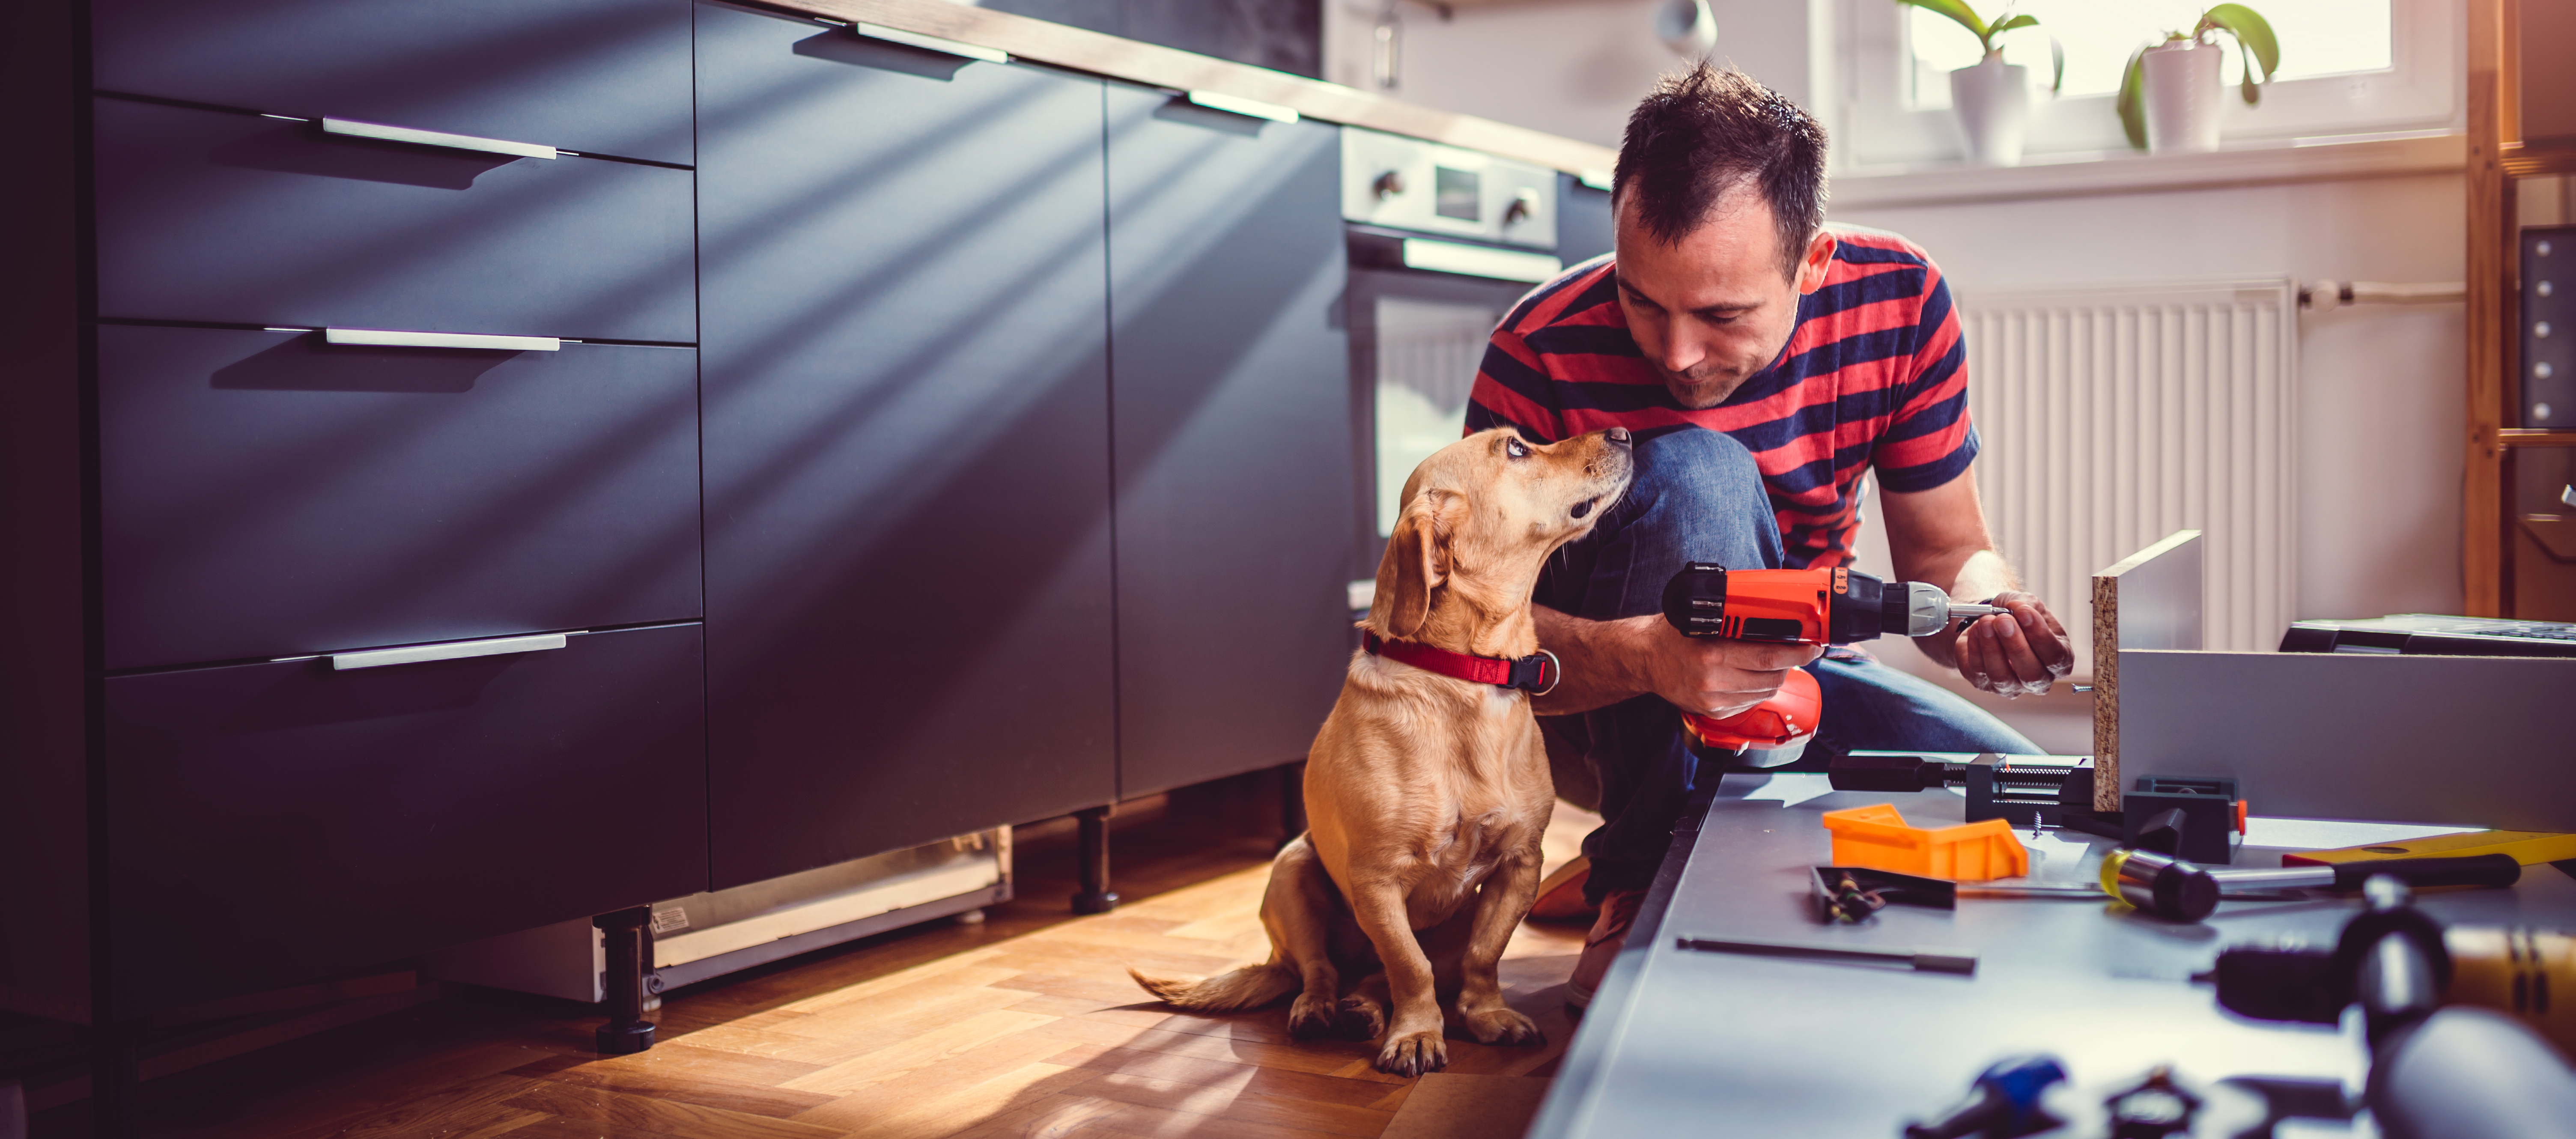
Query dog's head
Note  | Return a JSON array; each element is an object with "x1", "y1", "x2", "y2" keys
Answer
[{"x1": 1368, "y1": 427, "x2": 1634, "y2": 653}]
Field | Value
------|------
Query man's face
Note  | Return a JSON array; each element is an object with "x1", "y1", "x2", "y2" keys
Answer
[{"x1": 1613, "y1": 187, "x2": 1834, "y2": 410}]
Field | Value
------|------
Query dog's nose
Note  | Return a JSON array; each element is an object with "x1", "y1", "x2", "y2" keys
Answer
[{"x1": 1605, "y1": 426, "x2": 1632, "y2": 447}]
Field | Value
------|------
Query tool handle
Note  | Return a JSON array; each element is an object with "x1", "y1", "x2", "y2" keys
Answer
[
  {"x1": 2330, "y1": 853, "x2": 2522, "y2": 892},
  {"x1": 1909, "y1": 952, "x2": 1979, "y2": 975}
]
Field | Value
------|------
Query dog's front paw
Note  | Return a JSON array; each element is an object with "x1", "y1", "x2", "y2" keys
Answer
[
  {"x1": 1333, "y1": 995, "x2": 1386, "y2": 1041},
  {"x1": 1287, "y1": 993, "x2": 1337, "y2": 1041},
  {"x1": 1456, "y1": 1005, "x2": 1544, "y2": 1047},
  {"x1": 1374, "y1": 1028, "x2": 1448, "y2": 1077}
]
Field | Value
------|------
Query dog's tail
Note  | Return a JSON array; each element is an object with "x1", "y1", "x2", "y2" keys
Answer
[{"x1": 1127, "y1": 961, "x2": 1298, "y2": 1012}]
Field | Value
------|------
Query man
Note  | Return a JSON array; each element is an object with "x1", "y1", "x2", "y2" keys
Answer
[{"x1": 1461, "y1": 63, "x2": 2076, "y2": 1007}]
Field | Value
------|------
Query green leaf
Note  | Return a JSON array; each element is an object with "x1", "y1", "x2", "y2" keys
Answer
[
  {"x1": 1893, "y1": 0, "x2": 1990, "y2": 47},
  {"x1": 2239, "y1": 43, "x2": 2262, "y2": 104},
  {"x1": 2203, "y1": 3, "x2": 2280, "y2": 80},
  {"x1": 1989, "y1": 12, "x2": 2037, "y2": 34},
  {"x1": 2117, "y1": 46, "x2": 2148, "y2": 150},
  {"x1": 2049, "y1": 34, "x2": 2065, "y2": 93}
]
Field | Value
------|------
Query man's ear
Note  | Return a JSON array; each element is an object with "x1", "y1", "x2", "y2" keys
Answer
[
  {"x1": 1371, "y1": 490, "x2": 1460, "y2": 639},
  {"x1": 1795, "y1": 229, "x2": 1837, "y2": 295}
]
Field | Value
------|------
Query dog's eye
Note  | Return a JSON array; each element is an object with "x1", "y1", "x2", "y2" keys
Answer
[{"x1": 1505, "y1": 438, "x2": 1530, "y2": 459}]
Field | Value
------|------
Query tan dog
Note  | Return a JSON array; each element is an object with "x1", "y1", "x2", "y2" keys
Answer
[{"x1": 1131, "y1": 426, "x2": 1634, "y2": 1075}]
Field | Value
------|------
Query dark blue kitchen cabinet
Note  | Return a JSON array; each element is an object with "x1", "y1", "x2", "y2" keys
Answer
[
  {"x1": 103, "y1": 623, "x2": 707, "y2": 1018},
  {"x1": 92, "y1": 0, "x2": 696, "y2": 165},
  {"x1": 93, "y1": 97, "x2": 695, "y2": 341},
  {"x1": 1105, "y1": 89, "x2": 1351, "y2": 798},
  {"x1": 98, "y1": 326, "x2": 702, "y2": 670},
  {"x1": 695, "y1": 1, "x2": 1117, "y2": 889}
]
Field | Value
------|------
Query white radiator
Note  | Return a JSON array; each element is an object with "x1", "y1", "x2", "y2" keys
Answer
[{"x1": 1954, "y1": 278, "x2": 2299, "y2": 665}]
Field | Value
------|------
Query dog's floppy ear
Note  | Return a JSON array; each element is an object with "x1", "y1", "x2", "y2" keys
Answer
[{"x1": 1372, "y1": 489, "x2": 1462, "y2": 639}]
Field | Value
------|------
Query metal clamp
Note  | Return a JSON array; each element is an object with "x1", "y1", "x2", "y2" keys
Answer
[{"x1": 320, "y1": 117, "x2": 556, "y2": 160}]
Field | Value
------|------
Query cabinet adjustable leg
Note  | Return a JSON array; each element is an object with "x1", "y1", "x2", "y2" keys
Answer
[
  {"x1": 1278, "y1": 760, "x2": 1309, "y2": 852},
  {"x1": 1071, "y1": 806, "x2": 1119, "y2": 914},
  {"x1": 594, "y1": 907, "x2": 656, "y2": 1055}
]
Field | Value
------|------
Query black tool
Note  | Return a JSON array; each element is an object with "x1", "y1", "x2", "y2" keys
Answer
[
  {"x1": 2104, "y1": 849, "x2": 2522, "y2": 923},
  {"x1": 1828, "y1": 751, "x2": 2112, "y2": 832},
  {"x1": 2122, "y1": 775, "x2": 2243, "y2": 864},
  {"x1": 1674, "y1": 935, "x2": 1976, "y2": 975},
  {"x1": 1903, "y1": 1055, "x2": 2067, "y2": 1139},
  {"x1": 1810, "y1": 865, "x2": 1958, "y2": 923}
]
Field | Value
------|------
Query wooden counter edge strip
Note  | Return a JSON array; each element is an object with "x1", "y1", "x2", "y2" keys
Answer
[{"x1": 767, "y1": 0, "x2": 1623, "y2": 176}]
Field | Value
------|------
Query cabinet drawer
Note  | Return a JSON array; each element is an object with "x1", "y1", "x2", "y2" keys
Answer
[
  {"x1": 95, "y1": 98, "x2": 694, "y2": 341},
  {"x1": 102, "y1": 325, "x2": 701, "y2": 670},
  {"x1": 93, "y1": 0, "x2": 693, "y2": 166},
  {"x1": 104, "y1": 623, "x2": 707, "y2": 1019}
]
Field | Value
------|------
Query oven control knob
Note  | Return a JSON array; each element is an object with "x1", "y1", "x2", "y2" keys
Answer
[
  {"x1": 1504, "y1": 188, "x2": 1540, "y2": 225},
  {"x1": 1372, "y1": 170, "x2": 1405, "y2": 199}
]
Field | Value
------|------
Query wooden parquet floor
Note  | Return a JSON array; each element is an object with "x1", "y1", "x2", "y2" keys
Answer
[{"x1": 54, "y1": 783, "x2": 1596, "y2": 1139}]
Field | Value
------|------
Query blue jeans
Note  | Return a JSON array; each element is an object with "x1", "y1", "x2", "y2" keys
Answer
[{"x1": 1535, "y1": 428, "x2": 2039, "y2": 901}]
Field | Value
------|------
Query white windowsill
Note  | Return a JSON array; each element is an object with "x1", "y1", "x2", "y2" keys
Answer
[{"x1": 1830, "y1": 129, "x2": 2467, "y2": 211}]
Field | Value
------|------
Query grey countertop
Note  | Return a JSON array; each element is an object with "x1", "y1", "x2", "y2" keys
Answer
[{"x1": 1528, "y1": 773, "x2": 2576, "y2": 1138}]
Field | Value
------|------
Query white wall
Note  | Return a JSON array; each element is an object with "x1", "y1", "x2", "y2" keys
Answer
[
  {"x1": 1839, "y1": 174, "x2": 2469, "y2": 625},
  {"x1": 1324, "y1": 0, "x2": 1823, "y2": 149},
  {"x1": 1342, "y1": 0, "x2": 2471, "y2": 629}
]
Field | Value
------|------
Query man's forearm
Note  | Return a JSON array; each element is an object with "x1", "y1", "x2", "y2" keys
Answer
[{"x1": 1530, "y1": 605, "x2": 1649, "y2": 716}]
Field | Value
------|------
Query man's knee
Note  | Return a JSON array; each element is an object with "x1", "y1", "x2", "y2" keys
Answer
[{"x1": 1631, "y1": 427, "x2": 1764, "y2": 510}]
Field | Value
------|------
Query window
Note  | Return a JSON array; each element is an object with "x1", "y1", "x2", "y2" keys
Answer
[{"x1": 1836, "y1": 0, "x2": 2460, "y2": 169}]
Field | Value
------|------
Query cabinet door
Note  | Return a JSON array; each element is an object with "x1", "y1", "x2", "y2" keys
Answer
[
  {"x1": 1106, "y1": 89, "x2": 1351, "y2": 798},
  {"x1": 104, "y1": 623, "x2": 706, "y2": 1018},
  {"x1": 93, "y1": 0, "x2": 694, "y2": 165},
  {"x1": 93, "y1": 98, "x2": 695, "y2": 341},
  {"x1": 99, "y1": 327, "x2": 701, "y2": 669},
  {"x1": 697, "y1": 2, "x2": 1115, "y2": 889}
]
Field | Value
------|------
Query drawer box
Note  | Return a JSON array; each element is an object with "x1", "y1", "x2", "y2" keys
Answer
[
  {"x1": 93, "y1": 0, "x2": 693, "y2": 166},
  {"x1": 95, "y1": 97, "x2": 695, "y2": 341},
  {"x1": 104, "y1": 623, "x2": 708, "y2": 1019},
  {"x1": 101, "y1": 325, "x2": 701, "y2": 670}
]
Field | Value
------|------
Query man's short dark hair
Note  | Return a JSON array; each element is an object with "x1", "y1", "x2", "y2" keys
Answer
[{"x1": 1614, "y1": 62, "x2": 1828, "y2": 279}]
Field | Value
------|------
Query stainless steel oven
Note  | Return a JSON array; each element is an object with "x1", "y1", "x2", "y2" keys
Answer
[{"x1": 1342, "y1": 127, "x2": 1611, "y2": 586}]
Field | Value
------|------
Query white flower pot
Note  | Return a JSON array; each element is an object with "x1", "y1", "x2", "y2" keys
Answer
[
  {"x1": 2141, "y1": 40, "x2": 2222, "y2": 155},
  {"x1": 1949, "y1": 57, "x2": 2031, "y2": 167}
]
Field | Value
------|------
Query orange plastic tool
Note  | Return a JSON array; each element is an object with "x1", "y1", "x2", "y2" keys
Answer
[{"x1": 1820, "y1": 803, "x2": 2030, "y2": 882}]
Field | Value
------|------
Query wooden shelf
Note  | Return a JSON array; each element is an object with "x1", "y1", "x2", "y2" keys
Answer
[
  {"x1": 2503, "y1": 137, "x2": 2576, "y2": 177},
  {"x1": 2501, "y1": 430, "x2": 2576, "y2": 448}
]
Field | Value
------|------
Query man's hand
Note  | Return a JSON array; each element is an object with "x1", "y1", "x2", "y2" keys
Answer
[
  {"x1": 1637, "y1": 617, "x2": 1825, "y2": 719},
  {"x1": 1530, "y1": 608, "x2": 1822, "y2": 718},
  {"x1": 1947, "y1": 590, "x2": 2073, "y2": 697}
]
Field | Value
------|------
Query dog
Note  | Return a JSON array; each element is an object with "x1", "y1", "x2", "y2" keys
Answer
[{"x1": 1130, "y1": 426, "x2": 1634, "y2": 1076}]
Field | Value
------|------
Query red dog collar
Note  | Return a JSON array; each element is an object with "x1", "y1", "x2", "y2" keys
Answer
[{"x1": 1363, "y1": 631, "x2": 1560, "y2": 695}]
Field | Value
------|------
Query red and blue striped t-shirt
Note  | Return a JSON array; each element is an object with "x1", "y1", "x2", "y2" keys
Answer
[{"x1": 1463, "y1": 228, "x2": 1977, "y2": 569}]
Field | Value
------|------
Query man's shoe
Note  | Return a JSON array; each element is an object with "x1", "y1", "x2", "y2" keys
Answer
[
  {"x1": 1564, "y1": 886, "x2": 1647, "y2": 1012},
  {"x1": 1529, "y1": 856, "x2": 1596, "y2": 923}
]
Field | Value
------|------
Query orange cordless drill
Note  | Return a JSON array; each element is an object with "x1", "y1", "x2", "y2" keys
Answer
[{"x1": 1659, "y1": 564, "x2": 2006, "y2": 760}]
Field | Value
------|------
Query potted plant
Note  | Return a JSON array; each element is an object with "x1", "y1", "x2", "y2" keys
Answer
[
  {"x1": 1897, "y1": 0, "x2": 2063, "y2": 167},
  {"x1": 2117, "y1": 4, "x2": 2281, "y2": 154}
]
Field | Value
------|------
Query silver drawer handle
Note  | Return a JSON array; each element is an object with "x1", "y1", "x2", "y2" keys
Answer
[
  {"x1": 320, "y1": 117, "x2": 558, "y2": 160},
  {"x1": 1186, "y1": 90, "x2": 1299, "y2": 124},
  {"x1": 331, "y1": 633, "x2": 569, "y2": 671},
  {"x1": 324, "y1": 328, "x2": 561, "y2": 352},
  {"x1": 853, "y1": 21, "x2": 1010, "y2": 64}
]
